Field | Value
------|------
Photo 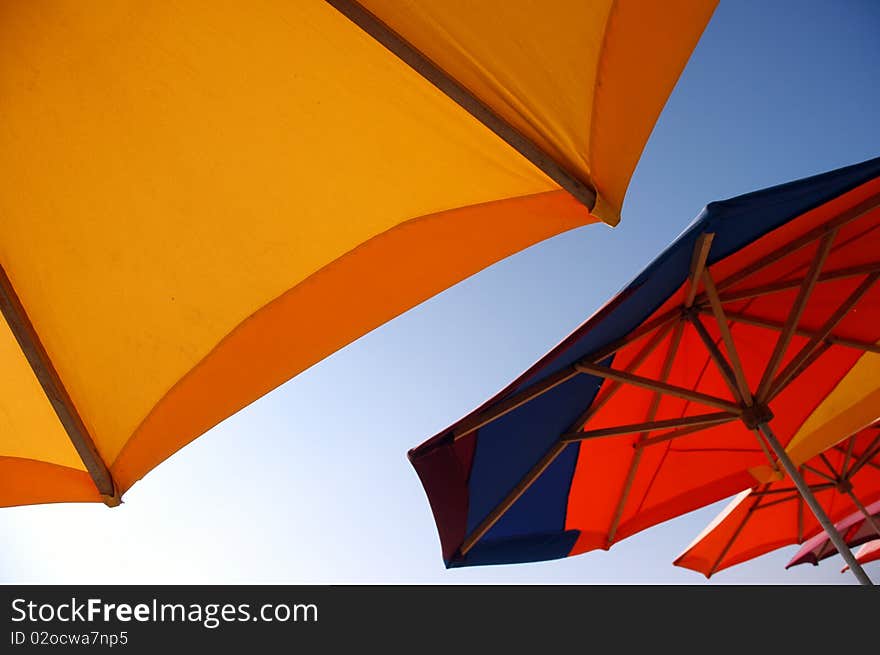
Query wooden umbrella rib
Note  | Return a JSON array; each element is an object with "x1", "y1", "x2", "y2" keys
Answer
[
  {"x1": 637, "y1": 417, "x2": 740, "y2": 447},
  {"x1": 756, "y1": 229, "x2": 837, "y2": 402},
  {"x1": 708, "y1": 494, "x2": 763, "y2": 577},
  {"x1": 801, "y1": 463, "x2": 839, "y2": 484},
  {"x1": 754, "y1": 491, "x2": 834, "y2": 511},
  {"x1": 702, "y1": 269, "x2": 753, "y2": 404},
  {"x1": 574, "y1": 361, "x2": 742, "y2": 414},
  {"x1": 569, "y1": 319, "x2": 677, "y2": 433},
  {"x1": 452, "y1": 366, "x2": 580, "y2": 440},
  {"x1": 685, "y1": 233, "x2": 715, "y2": 308},
  {"x1": 325, "y1": 0, "x2": 597, "y2": 211},
  {"x1": 688, "y1": 314, "x2": 744, "y2": 403},
  {"x1": 700, "y1": 308, "x2": 880, "y2": 354},
  {"x1": 0, "y1": 264, "x2": 118, "y2": 504},
  {"x1": 459, "y1": 442, "x2": 568, "y2": 556},
  {"x1": 750, "y1": 486, "x2": 812, "y2": 497},
  {"x1": 606, "y1": 318, "x2": 683, "y2": 545},
  {"x1": 842, "y1": 435, "x2": 857, "y2": 479},
  {"x1": 452, "y1": 312, "x2": 679, "y2": 441},
  {"x1": 718, "y1": 261, "x2": 880, "y2": 303},
  {"x1": 766, "y1": 341, "x2": 833, "y2": 403},
  {"x1": 845, "y1": 434, "x2": 880, "y2": 477},
  {"x1": 767, "y1": 272, "x2": 880, "y2": 400},
  {"x1": 562, "y1": 412, "x2": 737, "y2": 443},
  {"x1": 712, "y1": 194, "x2": 880, "y2": 295},
  {"x1": 797, "y1": 491, "x2": 804, "y2": 544},
  {"x1": 834, "y1": 444, "x2": 880, "y2": 475}
]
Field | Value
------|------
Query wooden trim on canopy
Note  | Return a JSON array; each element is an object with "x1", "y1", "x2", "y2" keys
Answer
[
  {"x1": 325, "y1": 0, "x2": 598, "y2": 212},
  {"x1": 0, "y1": 264, "x2": 119, "y2": 505}
]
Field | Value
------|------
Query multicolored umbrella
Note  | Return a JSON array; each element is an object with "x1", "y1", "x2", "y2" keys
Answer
[
  {"x1": 673, "y1": 423, "x2": 880, "y2": 579},
  {"x1": 787, "y1": 498, "x2": 880, "y2": 568},
  {"x1": 0, "y1": 2, "x2": 716, "y2": 508},
  {"x1": 409, "y1": 156, "x2": 880, "y2": 584}
]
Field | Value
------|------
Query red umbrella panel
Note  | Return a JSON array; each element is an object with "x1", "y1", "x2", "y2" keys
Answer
[
  {"x1": 673, "y1": 424, "x2": 880, "y2": 578},
  {"x1": 847, "y1": 540, "x2": 880, "y2": 571},
  {"x1": 409, "y1": 157, "x2": 880, "y2": 580}
]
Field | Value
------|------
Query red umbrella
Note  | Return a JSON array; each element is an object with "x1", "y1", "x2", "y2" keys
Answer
[
  {"x1": 673, "y1": 424, "x2": 880, "y2": 578},
  {"x1": 846, "y1": 541, "x2": 880, "y2": 571},
  {"x1": 787, "y1": 497, "x2": 880, "y2": 568}
]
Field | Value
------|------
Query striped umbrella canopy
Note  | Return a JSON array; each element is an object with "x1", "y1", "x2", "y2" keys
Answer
[
  {"x1": 409, "y1": 156, "x2": 880, "y2": 583},
  {"x1": 674, "y1": 423, "x2": 880, "y2": 579},
  {"x1": 0, "y1": 1, "x2": 716, "y2": 508},
  {"x1": 787, "y1": 497, "x2": 880, "y2": 569}
]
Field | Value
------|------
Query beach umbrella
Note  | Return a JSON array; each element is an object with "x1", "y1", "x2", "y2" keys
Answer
[
  {"x1": 846, "y1": 541, "x2": 880, "y2": 571},
  {"x1": 0, "y1": 2, "x2": 716, "y2": 508},
  {"x1": 787, "y1": 498, "x2": 880, "y2": 569},
  {"x1": 409, "y1": 156, "x2": 880, "y2": 585},
  {"x1": 673, "y1": 423, "x2": 880, "y2": 579}
]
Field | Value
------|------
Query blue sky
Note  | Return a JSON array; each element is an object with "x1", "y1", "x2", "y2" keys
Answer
[{"x1": 3, "y1": 0, "x2": 880, "y2": 584}]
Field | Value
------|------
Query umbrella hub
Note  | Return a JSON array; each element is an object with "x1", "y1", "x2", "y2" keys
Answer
[{"x1": 740, "y1": 404, "x2": 774, "y2": 430}]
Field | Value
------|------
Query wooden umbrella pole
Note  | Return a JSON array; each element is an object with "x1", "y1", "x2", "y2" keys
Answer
[
  {"x1": 0, "y1": 264, "x2": 119, "y2": 505},
  {"x1": 757, "y1": 423, "x2": 873, "y2": 586}
]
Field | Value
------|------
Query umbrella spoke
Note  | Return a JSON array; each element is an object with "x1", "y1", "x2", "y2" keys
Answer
[
  {"x1": 636, "y1": 419, "x2": 742, "y2": 447},
  {"x1": 754, "y1": 489, "x2": 834, "y2": 511},
  {"x1": 685, "y1": 233, "x2": 714, "y2": 308},
  {"x1": 574, "y1": 361, "x2": 742, "y2": 414},
  {"x1": 797, "y1": 491, "x2": 804, "y2": 543},
  {"x1": 801, "y1": 463, "x2": 838, "y2": 484},
  {"x1": 569, "y1": 319, "x2": 677, "y2": 432},
  {"x1": 562, "y1": 412, "x2": 738, "y2": 442},
  {"x1": 842, "y1": 435, "x2": 857, "y2": 479},
  {"x1": 0, "y1": 263, "x2": 118, "y2": 504},
  {"x1": 709, "y1": 194, "x2": 880, "y2": 295},
  {"x1": 709, "y1": 493, "x2": 764, "y2": 577},
  {"x1": 818, "y1": 453, "x2": 841, "y2": 480},
  {"x1": 843, "y1": 434, "x2": 880, "y2": 477},
  {"x1": 459, "y1": 442, "x2": 569, "y2": 556},
  {"x1": 701, "y1": 270, "x2": 754, "y2": 404},
  {"x1": 451, "y1": 314, "x2": 681, "y2": 441},
  {"x1": 700, "y1": 307, "x2": 880, "y2": 353},
  {"x1": 605, "y1": 319, "x2": 687, "y2": 545},
  {"x1": 718, "y1": 261, "x2": 880, "y2": 302},
  {"x1": 767, "y1": 272, "x2": 880, "y2": 400},
  {"x1": 689, "y1": 313, "x2": 746, "y2": 404},
  {"x1": 756, "y1": 229, "x2": 837, "y2": 402}
]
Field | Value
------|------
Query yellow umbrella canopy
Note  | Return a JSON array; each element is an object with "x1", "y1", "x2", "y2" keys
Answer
[{"x1": 0, "y1": 1, "x2": 717, "y2": 507}]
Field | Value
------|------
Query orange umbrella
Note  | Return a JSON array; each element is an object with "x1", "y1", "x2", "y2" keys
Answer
[
  {"x1": 674, "y1": 423, "x2": 880, "y2": 579},
  {"x1": 0, "y1": 2, "x2": 716, "y2": 508}
]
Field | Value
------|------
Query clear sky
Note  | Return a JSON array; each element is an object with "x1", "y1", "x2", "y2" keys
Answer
[{"x1": 3, "y1": 0, "x2": 880, "y2": 585}]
